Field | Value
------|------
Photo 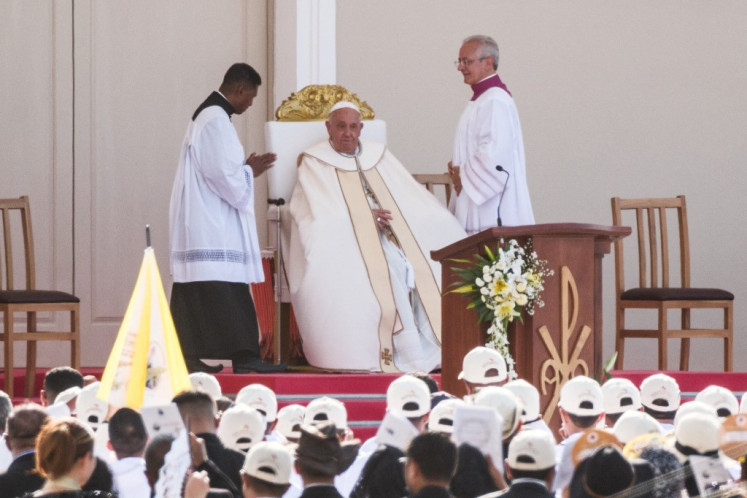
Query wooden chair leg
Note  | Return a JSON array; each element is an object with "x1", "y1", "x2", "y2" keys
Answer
[
  {"x1": 615, "y1": 307, "x2": 625, "y2": 369},
  {"x1": 680, "y1": 308, "x2": 691, "y2": 371},
  {"x1": 657, "y1": 308, "x2": 668, "y2": 371},
  {"x1": 71, "y1": 307, "x2": 81, "y2": 370},
  {"x1": 725, "y1": 305, "x2": 733, "y2": 372},
  {"x1": 4, "y1": 309, "x2": 14, "y2": 398},
  {"x1": 25, "y1": 311, "x2": 38, "y2": 398}
]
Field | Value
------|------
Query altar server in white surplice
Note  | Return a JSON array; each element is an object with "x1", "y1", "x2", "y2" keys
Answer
[
  {"x1": 288, "y1": 102, "x2": 466, "y2": 373},
  {"x1": 448, "y1": 34, "x2": 534, "y2": 234}
]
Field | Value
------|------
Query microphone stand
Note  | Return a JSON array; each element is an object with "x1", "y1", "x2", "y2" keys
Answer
[{"x1": 495, "y1": 165, "x2": 509, "y2": 227}]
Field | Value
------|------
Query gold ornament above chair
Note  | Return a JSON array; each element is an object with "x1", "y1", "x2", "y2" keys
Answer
[{"x1": 275, "y1": 84, "x2": 375, "y2": 121}]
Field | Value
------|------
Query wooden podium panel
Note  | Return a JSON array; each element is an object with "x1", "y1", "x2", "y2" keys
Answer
[{"x1": 432, "y1": 223, "x2": 629, "y2": 428}]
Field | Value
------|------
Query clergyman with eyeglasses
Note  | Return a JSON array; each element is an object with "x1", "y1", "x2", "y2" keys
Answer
[{"x1": 447, "y1": 35, "x2": 535, "y2": 234}]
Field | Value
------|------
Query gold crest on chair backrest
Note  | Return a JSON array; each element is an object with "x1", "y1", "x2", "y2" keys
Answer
[{"x1": 275, "y1": 84, "x2": 376, "y2": 121}]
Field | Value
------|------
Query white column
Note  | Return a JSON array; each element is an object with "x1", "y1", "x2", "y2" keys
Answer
[{"x1": 272, "y1": 0, "x2": 335, "y2": 110}]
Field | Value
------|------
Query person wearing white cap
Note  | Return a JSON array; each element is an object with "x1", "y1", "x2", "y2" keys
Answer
[
  {"x1": 304, "y1": 396, "x2": 352, "y2": 440},
  {"x1": 428, "y1": 398, "x2": 466, "y2": 435},
  {"x1": 601, "y1": 377, "x2": 641, "y2": 426},
  {"x1": 458, "y1": 346, "x2": 508, "y2": 394},
  {"x1": 640, "y1": 373, "x2": 680, "y2": 431},
  {"x1": 672, "y1": 411, "x2": 727, "y2": 496},
  {"x1": 505, "y1": 378, "x2": 555, "y2": 441},
  {"x1": 480, "y1": 430, "x2": 557, "y2": 498},
  {"x1": 553, "y1": 375, "x2": 604, "y2": 495},
  {"x1": 611, "y1": 410, "x2": 663, "y2": 445},
  {"x1": 288, "y1": 101, "x2": 466, "y2": 374},
  {"x1": 240, "y1": 441, "x2": 296, "y2": 497},
  {"x1": 236, "y1": 383, "x2": 278, "y2": 437},
  {"x1": 449, "y1": 35, "x2": 534, "y2": 234},
  {"x1": 274, "y1": 403, "x2": 306, "y2": 443},
  {"x1": 218, "y1": 404, "x2": 267, "y2": 453},
  {"x1": 189, "y1": 371, "x2": 223, "y2": 402},
  {"x1": 694, "y1": 384, "x2": 739, "y2": 418}
]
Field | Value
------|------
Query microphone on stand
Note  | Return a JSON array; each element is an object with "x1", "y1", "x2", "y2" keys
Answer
[{"x1": 495, "y1": 165, "x2": 509, "y2": 227}]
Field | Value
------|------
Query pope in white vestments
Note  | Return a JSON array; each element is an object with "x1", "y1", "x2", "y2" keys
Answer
[
  {"x1": 449, "y1": 35, "x2": 534, "y2": 234},
  {"x1": 288, "y1": 102, "x2": 466, "y2": 373}
]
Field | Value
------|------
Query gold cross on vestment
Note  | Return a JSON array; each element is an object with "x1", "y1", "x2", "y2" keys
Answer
[{"x1": 381, "y1": 348, "x2": 393, "y2": 365}]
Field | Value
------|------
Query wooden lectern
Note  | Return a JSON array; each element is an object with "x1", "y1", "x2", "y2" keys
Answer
[{"x1": 432, "y1": 223, "x2": 630, "y2": 428}]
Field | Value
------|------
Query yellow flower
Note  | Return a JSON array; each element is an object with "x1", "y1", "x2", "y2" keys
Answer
[
  {"x1": 496, "y1": 300, "x2": 515, "y2": 319},
  {"x1": 492, "y1": 279, "x2": 509, "y2": 295}
]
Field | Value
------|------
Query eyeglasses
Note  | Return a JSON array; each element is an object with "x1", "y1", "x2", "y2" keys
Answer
[{"x1": 454, "y1": 57, "x2": 488, "y2": 68}]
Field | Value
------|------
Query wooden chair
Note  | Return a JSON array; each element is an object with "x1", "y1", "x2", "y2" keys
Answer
[
  {"x1": 611, "y1": 195, "x2": 733, "y2": 371},
  {"x1": 0, "y1": 196, "x2": 80, "y2": 397},
  {"x1": 413, "y1": 173, "x2": 453, "y2": 206}
]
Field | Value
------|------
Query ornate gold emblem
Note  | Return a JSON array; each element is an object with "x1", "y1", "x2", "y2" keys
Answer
[
  {"x1": 539, "y1": 266, "x2": 592, "y2": 423},
  {"x1": 381, "y1": 347, "x2": 393, "y2": 365},
  {"x1": 275, "y1": 84, "x2": 376, "y2": 121}
]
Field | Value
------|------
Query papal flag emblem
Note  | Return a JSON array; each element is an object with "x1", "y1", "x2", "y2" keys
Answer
[{"x1": 98, "y1": 245, "x2": 191, "y2": 409}]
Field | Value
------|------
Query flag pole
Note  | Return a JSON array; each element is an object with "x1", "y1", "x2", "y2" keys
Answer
[{"x1": 146, "y1": 225, "x2": 151, "y2": 248}]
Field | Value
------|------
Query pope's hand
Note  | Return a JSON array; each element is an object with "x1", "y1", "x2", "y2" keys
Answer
[
  {"x1": 247, "y1": 152, "x2": 277, "y2": 177},
  {"x1": 372, "y1": 209, "x2": 393, "y2": 230}
]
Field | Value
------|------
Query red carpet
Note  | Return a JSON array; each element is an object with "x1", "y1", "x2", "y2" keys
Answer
[{"x1": 4, "y1": 368, "x2": 745, "y2": 441}]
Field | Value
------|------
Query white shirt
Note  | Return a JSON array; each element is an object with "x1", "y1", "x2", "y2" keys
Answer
[
  {"x1": 169, "y1": 105, "x2": 263, "y2": 284},
  {"x1": 110, "y1": 456, "x2": 151, "y2": 498}
]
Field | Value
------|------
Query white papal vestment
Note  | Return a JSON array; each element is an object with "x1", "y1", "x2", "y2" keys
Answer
[{"x1": 288, "y1": 140, "x2": 466, "y2": 372}]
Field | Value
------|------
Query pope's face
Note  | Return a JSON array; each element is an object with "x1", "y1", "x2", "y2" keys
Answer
[
  {"x1": 326, "y1": 108, "x2": 364, "y2": 155},
  {"x1": 457, "y1": 41, "x2": 494, "y2": 86}
]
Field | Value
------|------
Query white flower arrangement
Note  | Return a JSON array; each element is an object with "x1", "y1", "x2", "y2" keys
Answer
[{"x1": 451, "y1": 238, "x2": 552, "y2": 379}]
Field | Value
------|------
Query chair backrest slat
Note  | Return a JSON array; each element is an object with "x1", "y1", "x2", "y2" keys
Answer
[
  {"x1": 611, "y1": 195, "x2": 691, "y2": 292},
  {"x1": 0, "y1": 196, "x2": 35, "y2": 291}
]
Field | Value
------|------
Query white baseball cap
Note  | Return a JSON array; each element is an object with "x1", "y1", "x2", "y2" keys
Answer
[
  {"x1": 695, "y1": 385, "x2": 739, "y2": 418},
  {"x1": 76, "y1": 382, "x2": 108, "y2": 429},
  {"x1": 612, "y1": 410, "x2": 663, "y2": 444},
  {"x1": 457, "y1": 346, "x2": 507, "y2": 384},
  {"x1": 236, "y1": 384, "x2": 278, "y2": 422},
  {"x1": 189, "y1": 372, "x2": 222, "y2": 401},
  {"x1": 386, "y1": 375, "x2": 431, "y2": 417},
  {"x1": 602, "y1": 378, "x2": 641, "y2": 415},
  {"x1": 673, "y1": 400, "x2": 718, "y2": 428},
  {"x1": 241, "y1": 441, "x2": 293, "y2": 485},
  {"x1": 473, "y1": 386, "x2": 523, "y2": 440},
  {"x1": 672, "y1": 412, "x2": 720, "y2": 461},
  {"x1": 507, "y1": 429, "x2": 557, "y2": 471},
  {"x1": 640, "y1": 373, "x2": 680, "y2": 412},
  {"x1": 217, "y1": 403, "x2": 266, "y2": 453},
  {"x1": 505, "y1": 379, "x2": 541, "y2": 422},
  {"x1": 558, "y1": 375, "x2": 603, "y2": 417},
  {"x1": 741, "y1": 393, "x2": 747, "y2": 414},
  {"x1": 275, "y1": 404, "x2": 305, "y2": 441},
  {"x1": 54, "y1": 386, "x2": 82, "y2": 407},
  {"x1": 428, "y1": 398, "x2": 465, "y2": 434},
  {"x1": 304, "y1": 396, "x2": 348, "y2": 429}
]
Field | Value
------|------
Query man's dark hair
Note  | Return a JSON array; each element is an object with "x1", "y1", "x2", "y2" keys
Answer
[
  {"x1": 245, "y1": 474, "x2": 288, "y2": 497},
  {"x1": 410, "y1": 372, "x2": 439, "y2": 394},
  {"x1": 567, "y1": 412, "x2": 600, "y2": 429},
  {"x1": 0, "y1": 391, "x2": 11, "y2": 429},
  {"x1": 221, "y1": 63, "x2": 261, "y2": 91},
  {"x1": 407, "y1": 432, "x2": 457, "y2": 483},
  {"x1": 172, "y1": 389, "x2": 216, "y2": 422},
  {"x1": 109, "y1": 407, "x2": 148, "y2": 457},
  {"x1": 43, "y1": 366, "x2": 84, "y2": 403},
  {"x1": 510, "y1": 467, "x2": 554, "y2": 481},
  {"x1": 6, "y1": 403, "x2": 49, "y2": 448},
  {"x1": 606, "y1": 412, "x2": 624, "y2": 425},
  {"x1": 145, "y1": 433, "x2": 175, "y2": 487},
  {"x1": 643, "y1": 406, "x2": 677, "y2": 421},
  {"x1": 350, "y1": 445, "x2": 406, "y2": 498}
]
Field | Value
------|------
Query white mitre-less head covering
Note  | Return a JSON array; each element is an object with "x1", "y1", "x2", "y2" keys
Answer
[{"x1": 329, "y1": 101, "x2": 360, "y2": 117}]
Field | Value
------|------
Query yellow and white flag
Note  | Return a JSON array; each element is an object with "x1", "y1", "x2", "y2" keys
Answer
[{"x1": 98, "y1": 247, "x2": 191, "y2": 409}]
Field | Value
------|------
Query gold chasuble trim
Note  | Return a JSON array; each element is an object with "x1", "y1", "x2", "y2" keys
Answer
[
  {"x1": 364, "y1": 170, "x2": 443, "y2": 344},
  {"x1": 337, "y1": 170, "x2": 401, "y2": 373}
]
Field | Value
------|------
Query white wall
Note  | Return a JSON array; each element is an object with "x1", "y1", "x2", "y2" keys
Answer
[{"x1": 336, "y1": 0, "x2": 747, "y2": 371}]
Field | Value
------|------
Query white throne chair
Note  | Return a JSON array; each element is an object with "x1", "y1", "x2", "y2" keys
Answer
[{"x1": 263, "y1": 85, "x2": 387, "y2": 360}]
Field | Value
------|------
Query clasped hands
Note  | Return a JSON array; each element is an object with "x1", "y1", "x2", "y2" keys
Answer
[
  {"x1": 447, "y1": 161, "x2": 462, "y2": 195},
  {"x1": 246, "y1": 152, "x2": 277, "y2": 177}
]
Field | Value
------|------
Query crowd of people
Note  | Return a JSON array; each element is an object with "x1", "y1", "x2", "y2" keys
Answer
[{"x1": 2, "y1": 349, "x2": 747, "y2": 497}]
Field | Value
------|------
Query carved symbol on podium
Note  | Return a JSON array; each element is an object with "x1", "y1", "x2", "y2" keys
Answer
[
  {"x1": 381, "y1": 348, "x2": 393, "y2": 365},
  {"x1": 539, "y1": 266, "x2": 592, "y2": 423}
]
